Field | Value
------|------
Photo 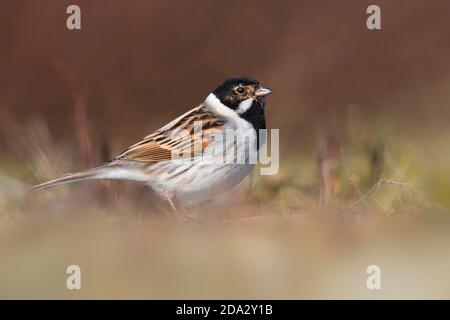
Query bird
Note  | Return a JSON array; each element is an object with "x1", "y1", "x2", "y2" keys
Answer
[{"x1": 31, "y1": 76, "x2": 272, "y2": 212}]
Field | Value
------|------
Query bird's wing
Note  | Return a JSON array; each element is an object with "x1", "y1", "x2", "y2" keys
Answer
[{"x1": 115, "y1": 104, "x2": 225, "y2": 163}]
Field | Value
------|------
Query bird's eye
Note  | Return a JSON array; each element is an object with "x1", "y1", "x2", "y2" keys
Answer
[{"x1": 235, "y1": 85, "x2": 245, "y2": 94}]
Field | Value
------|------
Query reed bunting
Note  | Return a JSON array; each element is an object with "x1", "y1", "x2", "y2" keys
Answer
[{"x1": 31, "y1": 77, "x2": 272, "y2": 212}]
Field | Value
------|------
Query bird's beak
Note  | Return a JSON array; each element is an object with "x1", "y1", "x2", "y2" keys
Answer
[{"x1": 255, "y1": 86, "x2": 272, "y2": 97}]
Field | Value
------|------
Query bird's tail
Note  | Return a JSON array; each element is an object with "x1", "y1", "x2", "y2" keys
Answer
[{"x1": 30, "y1": 165, "x2": 113, "y2": 191}]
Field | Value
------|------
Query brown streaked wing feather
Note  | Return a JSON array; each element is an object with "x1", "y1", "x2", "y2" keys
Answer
[{"x1": 115, "y1": 105, "x2": 224, "y2": 163}]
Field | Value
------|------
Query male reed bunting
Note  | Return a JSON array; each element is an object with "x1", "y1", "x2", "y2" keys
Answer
[{"x1": 31, "y1": 77, "x2": 272, "y2": 212}]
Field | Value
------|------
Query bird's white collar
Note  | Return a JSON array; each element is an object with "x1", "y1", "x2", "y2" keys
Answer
[
  {"x1": 204, "y1": 93, "x2": 240, "y2": 119},
  {"x1": 205, "y1": 93, "x2": 255, "y2": 119}
]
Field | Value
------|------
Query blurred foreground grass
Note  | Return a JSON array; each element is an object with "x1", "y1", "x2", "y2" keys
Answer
[{"x1": 1, "y1": 209, "x2": 450, "y2": 299}]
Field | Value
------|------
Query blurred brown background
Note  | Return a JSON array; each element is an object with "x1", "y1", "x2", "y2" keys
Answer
[{"x1": 1, "y1": 0, "x2": 450, "y2": 147}]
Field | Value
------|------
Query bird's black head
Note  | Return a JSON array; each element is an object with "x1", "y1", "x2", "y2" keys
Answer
[{"x1": 212, "y1": 76, "x2": 272, "y2": 113}]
